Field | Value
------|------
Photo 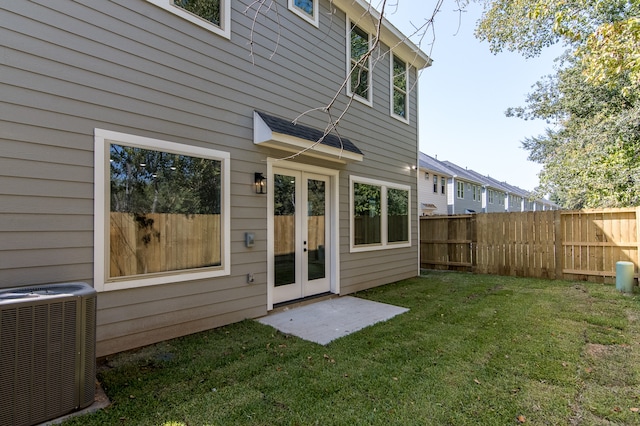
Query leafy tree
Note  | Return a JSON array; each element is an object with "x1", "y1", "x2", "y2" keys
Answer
[
  {"x1": 476, "y1": 0, "x2": 639, "y2": 92},
  {"x1": 174, "y1": 0, "x2": 220, "y2": 26},
  {"x1": 353, "y1": 183, "x2": 381, "y2": 217},
  {"x1": 513, "y1": 59, "x2": 640, "y2": 208},
  {"x1": 110, "y1": 144, "x2": 221, "y2": 215},
  {"x1": 475, "y1": 0, "x2": 640, "y2": 208}
]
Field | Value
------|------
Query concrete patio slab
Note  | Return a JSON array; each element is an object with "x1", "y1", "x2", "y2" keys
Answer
[{"x1": 257, "y1": 296, "x2": 409, "y2": 345}]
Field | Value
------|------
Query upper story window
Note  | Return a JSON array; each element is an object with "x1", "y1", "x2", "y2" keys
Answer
[
  {"x1": 433, "y1": 175, "x2": 438, "y2": 193},
  {"x1": 289, "y1": 0, "x2": 319, "y2": 26},
  {"x1": 146, "y1": 0, "x2": 231, "y2": 39},
  {"x1": 347, "y1": 21, "x2": 372, "y2": 105},
  {"x1": 391, "y1": 55, "x2": 409, "y2": 122},
  {"x1": 441, "y1": 177, "x2": 446, "y2": 194},
  {"x1": 457, "y1": 181, "x2": 464, "y2": 199},
  {"x1": 94, "y1": 129, "x2": 230, "y2": 292}
]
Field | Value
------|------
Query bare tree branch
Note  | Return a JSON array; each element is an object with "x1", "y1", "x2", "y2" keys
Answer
[
  {"x1": 244, "y1": 0, "x2": 282, "y2": 65},
  {"x1": 245, "y1": 0, "x2": 467, "y2": 162}
]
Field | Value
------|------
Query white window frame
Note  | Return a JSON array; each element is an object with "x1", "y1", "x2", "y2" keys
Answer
[
  {"x1": 350, "y1": 176, "x2": 411, "y2": 252},
  {"x1": 288, "y1": 0, "x2": 319, "y2": 27},
  {"x1": 390, "y1": 54, "x2": 409, "y2": 123},
  {"x1": 145, "y1": 0, "x2": 231, "y2": 39},
  {"x1": 94, "y1": 128, "x2": 231, "y2": 292},
  {"x1": 346, "y1": 18, "x2": 373, "y2": 106},
  {"x1": 457, "y1": 181, "x2": 464, "y2": 199}
]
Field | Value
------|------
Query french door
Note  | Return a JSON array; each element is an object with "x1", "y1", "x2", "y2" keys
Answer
[{"x1": 272, "y1": 168, "x2": 331, "y2": 304}]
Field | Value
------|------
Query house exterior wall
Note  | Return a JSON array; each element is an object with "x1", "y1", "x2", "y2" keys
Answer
[
  {"x1": 507, "y1": 195, "x2": 524, "y2": 212},
  {"x1": 484, "y1": 189, "x2": 507, "y2": 213},
  {"x1": 1, "y1": 0, "x2": 425, "y2": 356},
  {"x1": 447, "y1": 179, "x2": 483, "y2": 214},
  {"x1": 418, "y1": 169, "x2": 448, "y2": 215}
]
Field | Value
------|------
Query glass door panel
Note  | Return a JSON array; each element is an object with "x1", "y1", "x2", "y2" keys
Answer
[
  {"x1": 274, "y1": 173, "x2": 296, "y2": 287},
  {"x1": 272, "y1": 169, "x2": 331, "y2": 305},
  {"x1": 307, "y1": 179, "x2": 326, "y2": 281}
]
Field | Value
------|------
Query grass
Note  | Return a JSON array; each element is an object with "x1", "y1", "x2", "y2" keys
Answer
[{"x1": 64, "y1": 272, "x2": 640, "y2": 425}]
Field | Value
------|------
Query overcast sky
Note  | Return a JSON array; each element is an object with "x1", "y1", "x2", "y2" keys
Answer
[{"x1": 383, "y1": 0, "x2": 564, "y2": 191}]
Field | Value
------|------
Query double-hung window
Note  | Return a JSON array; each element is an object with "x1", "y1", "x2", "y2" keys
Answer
[
  {"x1": 433, "y1": 175, "x2": 438, "y2": 193},
  {"x1": 441, "y1": 177, "x2": 446, "y2": 194},
  {"x1": 347, "y1": 21, "x2": 372, "y2": 104},
  {"x1": 351, "y1": 176, "x2": 411, "y2": 251},
  {"x1": 457, "y1": 181, "x2": 464, "y2": 199},
  {"x1": 391, "y1": 55, "x2": 409, "y2": 121},
  {"x1": 289, "y1": 0, "x2": 319, "y2": 26},
  {"x1": 94, "y1": 129, "x2": 230, "y2": 291},
  {"x1": 146, "y1": 0, "x2": 231, "y2": 38}
]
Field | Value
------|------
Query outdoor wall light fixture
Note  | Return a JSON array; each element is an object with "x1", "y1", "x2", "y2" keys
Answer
[{"x1": 255, "y1": 172, "x2": 267, "y2": 194}]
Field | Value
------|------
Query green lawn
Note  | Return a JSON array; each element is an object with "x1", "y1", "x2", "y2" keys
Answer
[{"x1": 65, "y1": 272, "x2": 640, "y2": 425}]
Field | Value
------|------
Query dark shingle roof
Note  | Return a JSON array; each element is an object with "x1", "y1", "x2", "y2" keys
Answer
[{"x1": 256, "y1": 111, "x2": 363, "y2": 156}]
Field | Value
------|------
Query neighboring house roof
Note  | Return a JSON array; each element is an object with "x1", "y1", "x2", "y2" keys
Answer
[
  {"x1": 441, "y1": 161, "x2": 485, "y2": 185},
  {"x1": 494, "y1": 179, "x2": 531, "y2": 198},
  {"x1": 419, "y1": 151, "x2": 560, "y2": 210},
  {"x1": 418, "y1": 152, "x2": 453, "y2": 177},
  {"x1": 465, "y1": 170, "x2": 510, "y2": 194},
  {"x1": 254, "y1": 111, "x2": 364, "y2": 163}
]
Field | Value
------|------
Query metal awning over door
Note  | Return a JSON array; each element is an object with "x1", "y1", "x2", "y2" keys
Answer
[{"x1": 254, "y1": 111, "x2": 364, "y2": 163}]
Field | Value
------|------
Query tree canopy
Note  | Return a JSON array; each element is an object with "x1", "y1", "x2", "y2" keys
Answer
[{"x1": 474, "y1": 0, "x2": 640, "y2": 208}]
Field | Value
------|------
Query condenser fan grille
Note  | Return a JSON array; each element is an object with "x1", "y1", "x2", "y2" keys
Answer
[{"x1": 0, "y1": 283, "x2": 96, "y2": 426}]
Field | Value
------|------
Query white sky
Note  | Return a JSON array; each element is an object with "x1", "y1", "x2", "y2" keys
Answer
[{"x1": 382, "y1": 0, "x2": 564, "y2": 191}]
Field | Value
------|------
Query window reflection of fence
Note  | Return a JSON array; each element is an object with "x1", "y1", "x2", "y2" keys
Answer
[
  {"x1": 354, "y1": 215, "x2": 408, "y2": 245},
  {"x1": 274, "y1": 216, "x2": 325, "y2": 255},
  {"x1": 388, "y1": 215, "x2": 409, "y2": 242},
  {"x1": 420, "y1": 208, "x2": 640, "y2": 284},
  {"x1": 110, "y1": 212, "x2": 221, "y2": 278},
  {"x1": 354, "y1": 216, "x2": 381, "y2": 245}
]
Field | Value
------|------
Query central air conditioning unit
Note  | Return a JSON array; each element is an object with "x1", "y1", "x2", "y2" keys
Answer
[{"x1": 0, "y1": 282, "x2": 97, "y2": 426}]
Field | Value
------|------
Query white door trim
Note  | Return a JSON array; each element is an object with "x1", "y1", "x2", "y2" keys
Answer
[{"x1": 267, "y1": 159, "x2": 340, "y2": 310}]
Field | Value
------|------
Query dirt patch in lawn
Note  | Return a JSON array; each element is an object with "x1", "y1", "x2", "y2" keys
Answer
[{"x1": 584, "y1": 343, "x2": 613, "y2": 358}]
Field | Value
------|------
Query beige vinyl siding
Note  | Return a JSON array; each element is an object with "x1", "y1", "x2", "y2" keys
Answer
[{"x1": 1, "y1": 0, "x2": 421, "y2": 356}]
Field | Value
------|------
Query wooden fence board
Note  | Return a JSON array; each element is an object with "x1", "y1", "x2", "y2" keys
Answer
[
  {"x1": 110, "y1": 212, "x2": 221, "y2": 278},
  {"x1": 420, "y1": 208, "x2": 639, "y2": 284}
]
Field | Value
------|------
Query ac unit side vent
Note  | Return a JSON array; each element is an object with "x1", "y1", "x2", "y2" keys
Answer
[{"x1": 0, "y1": 282, "x2": 97, "y2": 426}]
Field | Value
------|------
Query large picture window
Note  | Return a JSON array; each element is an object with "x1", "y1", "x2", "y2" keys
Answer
[
  {"x1": 94, "y1": 129, "x2": 230, "y2": 291},
  {"x1": 351, "y1": 176, "x2": 411, "y2": 251},
  {"x1": 146, "y1": 0, "x2": 231, "y2": 39}
]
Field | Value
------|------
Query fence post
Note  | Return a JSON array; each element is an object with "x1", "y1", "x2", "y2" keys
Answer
[{"x1": 554, "y1": 210, "x2": 563, "y2": 280}]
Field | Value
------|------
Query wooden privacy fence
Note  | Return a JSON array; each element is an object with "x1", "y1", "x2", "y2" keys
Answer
[
  {"x1": 110, "y1": 212, "x2": 221, "y2": 278},
  {"x1": 420, "y1": 208, "x2": 640, "y2": 283},
  {"x1": 274, "y1": 216, "x2": 325, "y2": 256}
]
